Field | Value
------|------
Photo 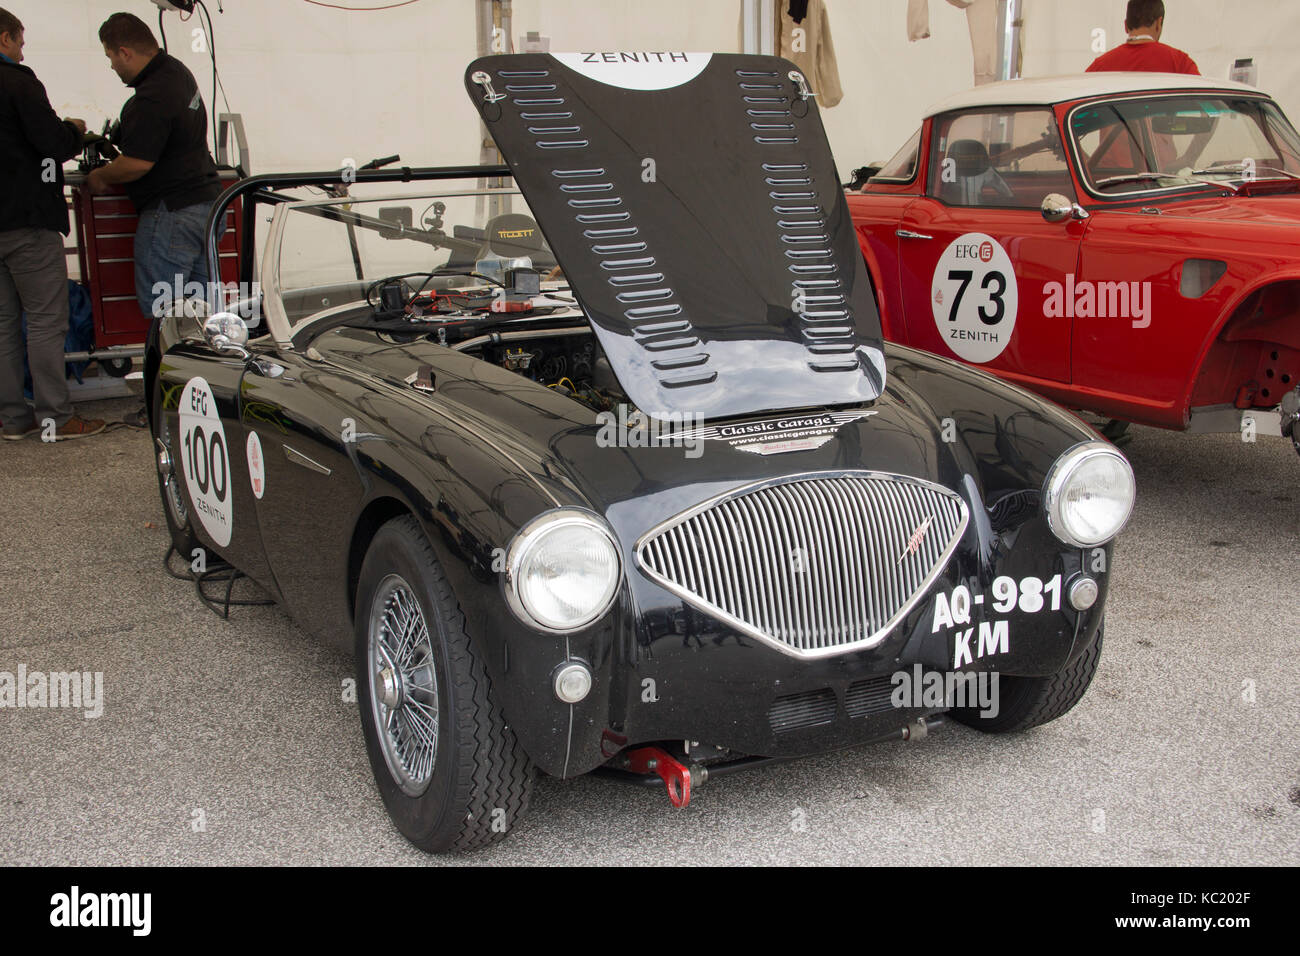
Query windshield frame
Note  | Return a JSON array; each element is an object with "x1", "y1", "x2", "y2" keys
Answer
[
  {"x1": 1066, "y1": 91, "x2": 1300, "y2": 202},
  {"x1": 869, "y1": 126, "x2": 922, "y2": 184},
  {"x1": 261, "y1": 187, "x2": 538, "y2": 347}
]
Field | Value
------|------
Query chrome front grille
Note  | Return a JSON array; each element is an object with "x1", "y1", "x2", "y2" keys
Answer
[{"x1": 635, "y1": 472, "x2": 969, "y2": 658}]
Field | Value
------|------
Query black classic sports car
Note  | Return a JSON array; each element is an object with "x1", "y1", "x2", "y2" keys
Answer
[{"x1": 146, "y1": 53, "x2": 1135, "y2": 852}]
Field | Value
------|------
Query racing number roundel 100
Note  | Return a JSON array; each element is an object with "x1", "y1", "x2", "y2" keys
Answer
[
  {"x1": 930, "y1": 233, "x2": 1018, "y2": 364},
  {"x1": 178, "y1": 377, "x2": 233, "y2": 548}
]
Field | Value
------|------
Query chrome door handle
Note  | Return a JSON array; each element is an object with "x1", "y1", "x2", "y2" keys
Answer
[{"x1": 896, "y1": 229, "x2": 934, "y2": 240}]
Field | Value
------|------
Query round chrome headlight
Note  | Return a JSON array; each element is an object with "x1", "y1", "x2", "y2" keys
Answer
[
  {"x1": 1044, "y1": 442, "x2": 1136, "y2": 548},
  {"x1": 505, "y1": 510, "x2": 621, "y2": 632}
]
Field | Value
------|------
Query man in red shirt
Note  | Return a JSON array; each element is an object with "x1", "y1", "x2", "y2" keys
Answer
[{"x1": 1087, "y1": 0, "x2": 1199, "y2": 74}]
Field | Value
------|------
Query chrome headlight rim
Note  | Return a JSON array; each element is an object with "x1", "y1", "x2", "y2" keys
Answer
[
  {"x1": 503, "y1": 508, "x2": 622, "y2": 633},
  {"x1": 1043, "y1": 440, "x2": 1136, "y2": 549}
]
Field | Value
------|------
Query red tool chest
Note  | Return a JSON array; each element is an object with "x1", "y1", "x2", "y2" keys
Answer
[{"x1": 68, "y1": 172, "x2": 244, "y2": 349}]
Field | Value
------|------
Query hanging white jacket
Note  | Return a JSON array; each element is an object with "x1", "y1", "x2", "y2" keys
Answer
[
  {"x1": 946, "y1": 0, "x2": 1000, "y2": 86},
  {"x1": 776, "y1": 0, "x2": 844, "y2": 108},
  {"x1": 908, "y1": 0, "x2": 931, "y2": 41}
]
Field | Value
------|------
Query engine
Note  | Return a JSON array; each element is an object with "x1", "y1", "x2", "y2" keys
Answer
[{"x1": 474, "y1": 332, "x2": 626, "y2": 413}]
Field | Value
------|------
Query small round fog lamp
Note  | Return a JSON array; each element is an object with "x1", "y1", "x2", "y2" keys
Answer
[
  {"x1": 1068, "y1": 576, "x2": 1099, "y2": 611},
  {"x1": 553, "y1": 662, "x2": 593, "y2": 704}
]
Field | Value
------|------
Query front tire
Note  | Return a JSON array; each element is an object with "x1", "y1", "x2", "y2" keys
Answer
[
  {"x1": 355, "y1": 515, "x2": 534, "y2": 852},
  {"x1": 950, "y1": 626, "x2": 1103, "y2": 733},
  {"x1": 151, "y1": 381, "x2": 198, "y2": 557}
]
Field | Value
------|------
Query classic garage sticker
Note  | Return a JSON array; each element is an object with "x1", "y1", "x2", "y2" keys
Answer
[
  {"x1": 669, "y1": 410, "x2": 879, "y2": 456},
  {"x1": 930, "y1": 233, "x2": 1018, "y2": 364},
  {"x1": 178, "y1": 377, "x2": 233, "y2": 547},
  {"x1": 246, "y1": 431, "x2": 265, "y2": 500}
]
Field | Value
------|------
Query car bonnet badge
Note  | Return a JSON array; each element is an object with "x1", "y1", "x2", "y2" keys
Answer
[
  {"x1": 898, "y1": 514, "x2": 935, "y2": 564},
  {"x1": 666, "y1": 409, "x2": 878, "y2": 456}
]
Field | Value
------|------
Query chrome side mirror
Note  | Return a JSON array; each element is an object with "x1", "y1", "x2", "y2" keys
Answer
[
  {"x1": 204, "y1": 311, "x2": 250, "y2": 359},
  {"x1": 1041, "y1": 193, "x2": 1090, "y2": 223}
]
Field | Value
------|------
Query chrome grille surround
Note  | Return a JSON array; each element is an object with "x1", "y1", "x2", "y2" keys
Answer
[{"x1": 634, "y1": 471, "x2": 970, "y2": 659}]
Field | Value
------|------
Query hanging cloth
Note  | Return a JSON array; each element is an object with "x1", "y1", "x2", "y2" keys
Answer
[
  {"x1": 947, "y1": 0, "x2": 1001, "y2": 86},
  {"x1": 908, "y1": 0, "x2": 931, "y2": 41},
  {"x1": 776, "y1": 0, "x2": 844, "y2": 108}
]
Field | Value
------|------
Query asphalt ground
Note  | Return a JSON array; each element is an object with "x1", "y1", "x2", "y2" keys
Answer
[{"x1": 1, "y1": 394, "x2": 1297, "y2": 866}]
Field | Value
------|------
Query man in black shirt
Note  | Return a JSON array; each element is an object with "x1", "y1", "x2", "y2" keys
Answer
[
  {"x1": 88, "y1": 12, "x2": 222, "y2": 427},
  {"x1": 0, "y1": 7, "x2": 104, "y2": 440}
]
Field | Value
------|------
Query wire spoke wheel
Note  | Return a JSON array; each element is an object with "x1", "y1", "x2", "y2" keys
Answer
[
  {"x1": 355, "y1": 516, "x2": 534, "y2": 851},
  {"x1": 161, "y1": 414, "x2": 189, "y2": 529},
  {"x1": 154, "y1": 389, "x2": 188, "y2": 527},
  {"x1": 152, "y1": 382, "x2": 196, "y2": 556},
  {"x1": 368, "y1": 574, "x2": 439, "y2": 796}
]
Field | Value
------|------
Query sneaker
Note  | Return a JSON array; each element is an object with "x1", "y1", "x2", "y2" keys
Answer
[
  {"x1": 1, "y1": 418, "x2": 39, "y2": 441},
  {"x1": 51, "y1": 416, "x2": 106, "y2": 441}
]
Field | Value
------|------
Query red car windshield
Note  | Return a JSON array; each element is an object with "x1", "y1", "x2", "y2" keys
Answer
[{"x1": 1070, "y1": 95, "x2": 1300, "y2": 196}]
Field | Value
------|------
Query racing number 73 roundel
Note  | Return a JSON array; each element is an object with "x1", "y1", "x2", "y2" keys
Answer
[{"x1": 931, "y1": 233, "x2": 1018, "y2": 364}]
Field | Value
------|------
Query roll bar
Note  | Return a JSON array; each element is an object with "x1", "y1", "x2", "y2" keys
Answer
[{"x1": 204, "y1": 164, "x2": 514, "y2": 289}]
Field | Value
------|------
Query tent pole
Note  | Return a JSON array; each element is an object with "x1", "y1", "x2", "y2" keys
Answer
[
  {"x1": 997, "y1": 0, "x2": 1023, "y2": 82},
  {"x1": 742, "y1": 0, "x2": 776, "y2": 56}
]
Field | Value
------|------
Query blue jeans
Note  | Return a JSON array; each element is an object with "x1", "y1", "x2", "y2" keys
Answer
[{"x1": 134, "y1": 200, "x2": 221, "y2": 345}]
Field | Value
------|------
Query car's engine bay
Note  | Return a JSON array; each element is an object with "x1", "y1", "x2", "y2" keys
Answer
[
  {"x1": 462, "y1": 330, "x2": 625, "y2": 413},
  {"x1": 344, "y1": 268, "x2": 630, "y2": 414}
]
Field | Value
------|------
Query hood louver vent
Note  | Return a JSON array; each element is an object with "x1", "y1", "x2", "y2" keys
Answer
[{"x1": 464, "y1": 53, "x2": 887, "y2": 421}]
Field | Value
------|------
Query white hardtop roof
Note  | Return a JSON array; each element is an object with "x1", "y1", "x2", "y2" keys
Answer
[{"x1": 924, "y1": 73, "x2": 1264, "y2": 117}]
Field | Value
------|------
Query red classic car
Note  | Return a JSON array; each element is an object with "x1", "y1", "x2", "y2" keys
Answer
[{"x1": 848, "y1": 73, "x2": 1300, "y2": 451}]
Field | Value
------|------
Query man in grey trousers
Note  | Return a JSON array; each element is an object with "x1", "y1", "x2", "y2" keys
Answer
[{"x1": 0, "y1": 8, "x2": 104, "y2": 441}]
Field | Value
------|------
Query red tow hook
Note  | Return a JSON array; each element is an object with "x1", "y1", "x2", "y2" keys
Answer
[{"x1": 622, "y1": 746, "x2": 693, "y2": 808}]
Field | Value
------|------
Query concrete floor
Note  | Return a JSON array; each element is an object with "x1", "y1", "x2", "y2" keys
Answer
[{"x1": 1, "y1": 395, "x2": 1297, "y2": 865}]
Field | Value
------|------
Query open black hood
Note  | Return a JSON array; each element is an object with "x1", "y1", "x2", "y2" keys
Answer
[{"x1": 464, "y1": 52, "x2": 886, "y2": 421}]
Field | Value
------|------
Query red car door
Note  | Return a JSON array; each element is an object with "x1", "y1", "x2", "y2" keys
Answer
[
  {"x1": 895, "y1": 108, "x2": 1086, "y2": 388},
  {"x1": 1071, "y1": 210, "x2": 1199, "y2": 425}
]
